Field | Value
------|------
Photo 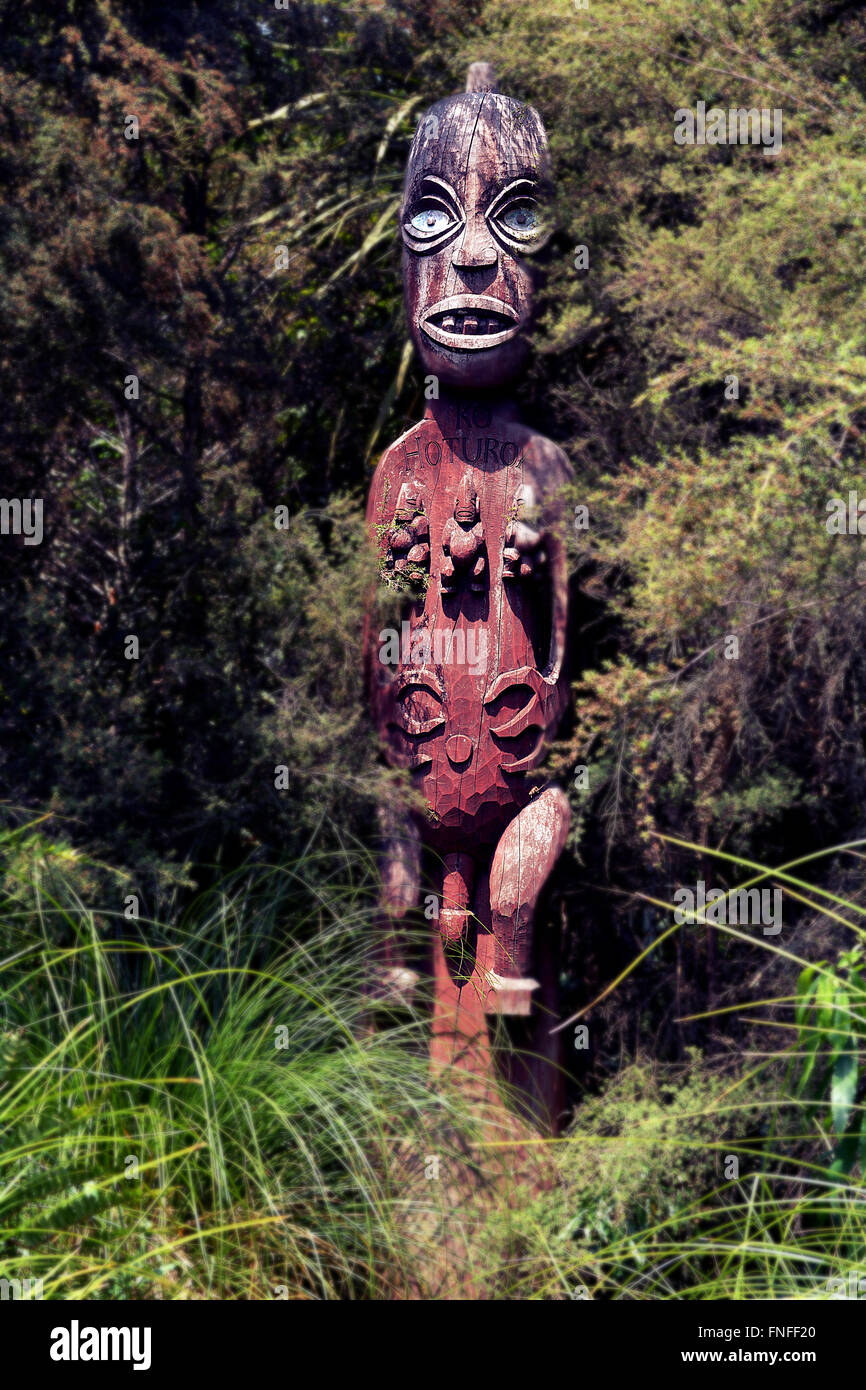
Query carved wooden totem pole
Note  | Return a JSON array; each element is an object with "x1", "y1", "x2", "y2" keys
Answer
[{"x1": 366, "y1": 63, "x2": 572, "y2": 1130}]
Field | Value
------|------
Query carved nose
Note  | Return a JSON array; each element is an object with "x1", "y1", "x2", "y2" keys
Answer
[{"x1": 452, "y1": 227, "x2": 497, "y2": 270}]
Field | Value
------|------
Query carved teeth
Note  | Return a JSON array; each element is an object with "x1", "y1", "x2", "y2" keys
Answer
[
  {"x1": 422, "y1": 301, "x2": 519, "y2": 351},
  {"x1": 429, "y1": 308, "x2": 512, "y2": 336}
]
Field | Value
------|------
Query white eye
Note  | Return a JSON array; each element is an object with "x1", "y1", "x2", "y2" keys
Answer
[
  {"x1": 407, "y1": 204, "x2": 453, "y2": 237},
  {"x1": 498, "y1": 201, "x2": 539, "y2": 237}
]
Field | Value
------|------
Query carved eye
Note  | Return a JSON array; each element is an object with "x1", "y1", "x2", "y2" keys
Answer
[
  {"x1": 408, "y1": 204, "x2": 453, "y2": 236},
  {"x1": 495, "y1": 199, "x2": 540, "y2": 241},
  {"x1": 486, "y1": 181, "x2": 549, "y2": 253},
  {"x1": 402, "y1": 180, "x2": 463, "y2": 251},
  {"x1": 399, "y1": 687, "x2": 445, "y2": 736}
]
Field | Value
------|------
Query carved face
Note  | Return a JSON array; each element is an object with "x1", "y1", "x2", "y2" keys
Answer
[{"x1": 401, "y1": 94, "x2": 551, "y2": 391}]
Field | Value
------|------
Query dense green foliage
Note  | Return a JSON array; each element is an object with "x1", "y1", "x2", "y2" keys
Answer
[{"x1": 0, "y1": 0, "x2": 447, "y2": 887}]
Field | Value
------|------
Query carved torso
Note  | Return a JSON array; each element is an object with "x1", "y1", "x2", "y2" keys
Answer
[{"x1": 368, "y1": 397, "x2": 571, "y2": 851}]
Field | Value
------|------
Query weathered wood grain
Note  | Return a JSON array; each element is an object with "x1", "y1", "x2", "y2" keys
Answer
[{"x1": 366, "y1": 69, "x2": 571, "y2": 1131}]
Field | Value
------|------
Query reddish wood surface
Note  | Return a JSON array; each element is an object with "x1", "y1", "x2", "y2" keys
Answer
[{"x1": 367, "y1": 71, "x2": 571, "y2": 1133}]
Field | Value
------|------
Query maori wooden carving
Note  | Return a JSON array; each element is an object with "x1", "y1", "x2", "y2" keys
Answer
[{"x1": 366, "y1": 63, "x2": 572, "y2": 1130}]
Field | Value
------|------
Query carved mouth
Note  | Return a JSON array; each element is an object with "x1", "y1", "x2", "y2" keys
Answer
[{"x1": 422, "y1": 295, "x2": 519, "y2": 351}]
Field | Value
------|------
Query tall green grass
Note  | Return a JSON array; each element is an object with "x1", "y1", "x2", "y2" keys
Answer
[
  {"x1": 0, "y1": 819, "x2": 491, "y2": 1300},
  {"x1": 7, "y1": 818, "x2": 866, "y2": 1300},
  {"x1": 478, "y1": 836, "x2": 866, "y2": 1300}
]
